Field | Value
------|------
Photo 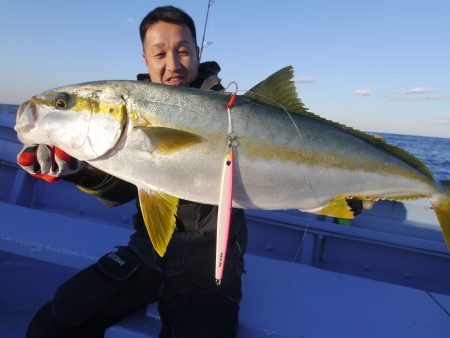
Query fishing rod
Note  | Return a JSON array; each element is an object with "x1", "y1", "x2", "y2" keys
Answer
[{"x1": 199, "y1": 0, "x2": 214, "y2": 60}]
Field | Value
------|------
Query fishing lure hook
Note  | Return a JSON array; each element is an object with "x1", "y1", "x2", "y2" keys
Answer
[{"x1": 225, "y1": 82, "x2": 239, "y2": 149}]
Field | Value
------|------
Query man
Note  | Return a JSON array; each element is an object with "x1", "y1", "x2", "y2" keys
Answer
[{"x1": 23, "y1": 6, "x2": 247, "y2": 338}]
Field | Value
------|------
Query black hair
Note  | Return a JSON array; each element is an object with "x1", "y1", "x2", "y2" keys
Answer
[{"x1": 139, "y1": 6, "x2": 197, "y2": 46}]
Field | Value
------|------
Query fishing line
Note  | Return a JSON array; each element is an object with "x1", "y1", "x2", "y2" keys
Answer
[
  {"x1": 225, "y1": 82, "x2": 238, "y2": 140},
  {"x1": 232, "y1": 87, "x2": 313, "y2": 313},
  {"x1": 231, "y1": 88, "x2": 311, "y2": 264},
  {"x1": 236, "y1": 89, "x2": 303, "y2": 138},
  {"x1": 292, "y1": 222, "x2": 310, "y2": 264},
  {"x1": 240, "y1": 89, "x2": 323, "y2": 213}
]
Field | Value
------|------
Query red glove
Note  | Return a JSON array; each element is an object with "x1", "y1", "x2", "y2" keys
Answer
[{"x1": 17, "y1": 144, "x2": 86, "y2": 183}]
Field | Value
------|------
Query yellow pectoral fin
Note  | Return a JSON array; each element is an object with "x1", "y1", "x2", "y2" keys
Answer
[
  {"x1": 308, "y1": 196, "x2": 355, "y2": 219},
  {"x1": 135, "y1": 126, "x2": 204, "y2": 155},
  {"x1": 432, "y1": 195, "x2": 450, "y2": 251},
  {"x1": 138, "y1": 189, "x2": 179, "y2": 257}
]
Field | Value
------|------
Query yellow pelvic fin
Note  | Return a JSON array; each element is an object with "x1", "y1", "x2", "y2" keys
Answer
[
  {"x1": 431, "y1": 195, "x2": 450, "y2": 251},
  {"x1": 138, "y1": 189, "x2": 179, "y2": 257},
  {"x1": 136, "y1": 126, "x2": 204, "y2": 155},
  {"x1": 308, "y1": 196, "x2": 355, "y2": 219}
]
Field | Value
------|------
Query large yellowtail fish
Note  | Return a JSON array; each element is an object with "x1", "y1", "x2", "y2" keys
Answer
[{"x1": 14, "y1": 67, "x2": 450, "y2": 255}]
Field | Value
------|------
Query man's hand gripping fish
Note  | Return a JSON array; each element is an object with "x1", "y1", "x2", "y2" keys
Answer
[{"x1": 15, "y1": 67, "x2": 450, "y2": 255}]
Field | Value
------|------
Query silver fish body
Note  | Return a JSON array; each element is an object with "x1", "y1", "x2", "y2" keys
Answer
[{"x1": 15, "y1": 67, "x2": 450, "y2": 253}]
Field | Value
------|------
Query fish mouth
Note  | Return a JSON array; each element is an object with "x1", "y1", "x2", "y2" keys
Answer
[{"x1": 14, "y1": 99, "x2": 37, "y2": 134}]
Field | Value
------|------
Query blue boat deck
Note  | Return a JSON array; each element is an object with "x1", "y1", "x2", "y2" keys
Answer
[
  {"x1": 1, "y1": 198, "x2": 450, "y2": 337},
  {"x1": 1, "y1": 112, "x2": 450, "y2": 337}
]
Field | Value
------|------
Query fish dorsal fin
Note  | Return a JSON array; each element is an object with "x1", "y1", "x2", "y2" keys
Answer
[
  {"x1": 244, "y1": 66, "x2": 308, "y2": 114},
  {"x1": 245, "y1": 67, "x2": 434, "y2": 181},
  {"x1": 138, "y1": 189, "x2": 179, "y2": 257}
]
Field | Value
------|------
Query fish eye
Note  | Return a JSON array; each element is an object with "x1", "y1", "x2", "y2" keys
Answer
[{"x1": 55, "y1": 93, "x2": 69, "y2": 109}]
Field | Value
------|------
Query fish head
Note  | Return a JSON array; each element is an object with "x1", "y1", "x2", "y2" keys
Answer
[{"x1": 15, "y1": 82, "x2": 127, "y2": 160}]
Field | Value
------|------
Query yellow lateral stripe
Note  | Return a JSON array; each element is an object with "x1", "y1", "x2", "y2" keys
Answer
[{"x1": 240, "y1": 137, "x2": 431, "y2": 182}]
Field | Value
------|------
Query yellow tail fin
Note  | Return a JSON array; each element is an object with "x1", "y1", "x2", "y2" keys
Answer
[{"x1": 432, "y1": 195, "x2": 450, "y2": 251}]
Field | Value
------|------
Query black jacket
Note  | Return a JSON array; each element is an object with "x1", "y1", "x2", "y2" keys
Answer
[{"x1": 76, "y1": 62, "x2": 247, "y2": 275}]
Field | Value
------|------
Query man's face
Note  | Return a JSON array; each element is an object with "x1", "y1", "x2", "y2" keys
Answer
[{"x1": 142, "y1": 21, "x2": 199, "y2": 87}]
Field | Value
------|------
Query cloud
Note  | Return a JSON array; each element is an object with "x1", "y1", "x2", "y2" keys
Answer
[
  {"x1": 402, "y1": 87, "x2": 433, "y2": 95},
  {"x1": 425, "y1": 94, "x2": 449, "y2": 100},
  {"x1": 437, "y1": 117, "x2": 450, "y2": 124},
  {"x1": 354, "y1": 88, "x2": 373, "y2": 96},
  {"x1": 295, "y1": 76, "x2": 314, "y2": 84},
  {"x1": 383, "y1": 87, "x2": 448, "y2": 101},
  {"x1": 384, "y1": 92, "x2": 418, "y2": 101},
  {"x1": 126, "y1": 17, "x2": 135, "y2": 23}
]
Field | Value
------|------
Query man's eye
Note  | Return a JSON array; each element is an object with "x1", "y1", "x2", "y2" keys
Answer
[
  {"x1": 178, "y1": 49, "x2": 190, "y2": 55},
  {"x1": 154, "y1": 52, "x2": 165, "y2": 58}
]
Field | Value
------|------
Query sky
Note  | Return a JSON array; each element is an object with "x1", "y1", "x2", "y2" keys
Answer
[{"x1": 0, "y1": 0, "x2": 449, "y2": 138}]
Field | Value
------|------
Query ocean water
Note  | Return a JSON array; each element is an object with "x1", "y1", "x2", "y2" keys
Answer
[
  {"x1": 0, "y1": 103, "x2": 19, "y2": 115},
  {"x1": 1, "y1": 103, "x2": 449, "y2": 181},
  {"x1": 378, "y1": 133, "x2": 450, "y2": 182}
]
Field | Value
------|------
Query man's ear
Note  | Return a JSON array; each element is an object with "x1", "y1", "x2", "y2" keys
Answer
[{"x1": 142, "y1": 51, "x2": 148, "y2": 67}]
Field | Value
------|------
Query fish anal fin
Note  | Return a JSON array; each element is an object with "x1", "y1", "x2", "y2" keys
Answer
[
  {"x1": 135, "y1": 126, "x2": 204, "y2": 155},
  {"x1": 138, "y1": 189, "x2": 179, "y2": 257},
  {"x1": 305, "y1": 196, "x2": 355, "y2": 219}
]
